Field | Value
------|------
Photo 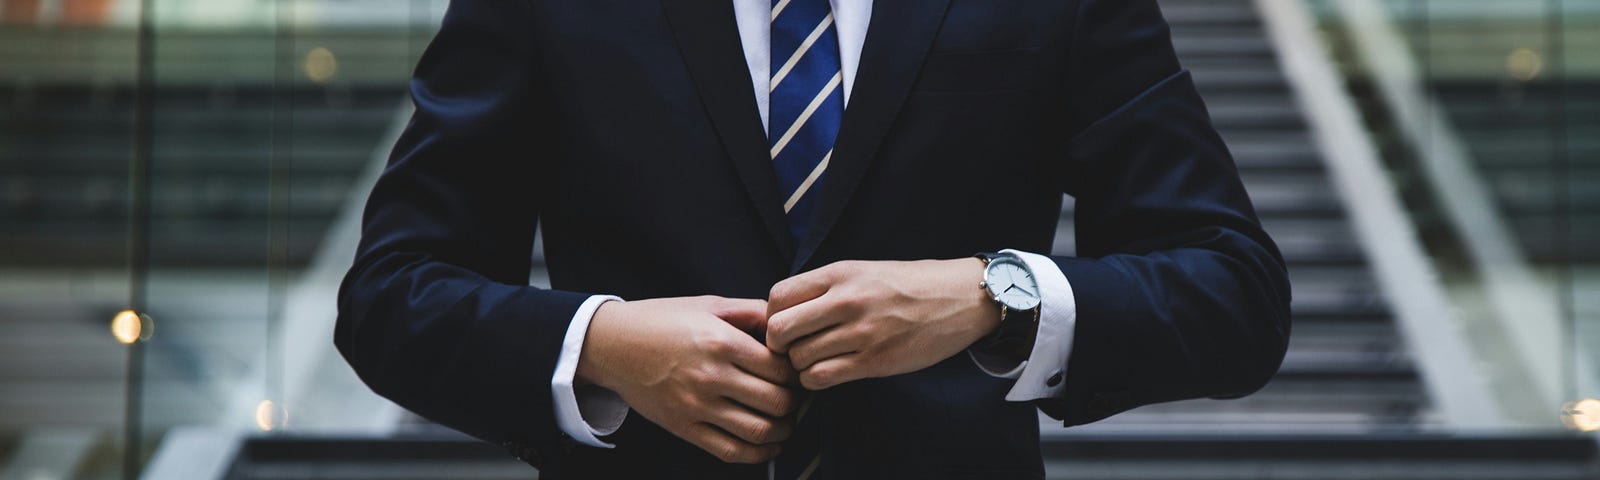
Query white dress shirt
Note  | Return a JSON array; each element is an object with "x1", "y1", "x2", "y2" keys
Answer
[{"x1": 548, "y1": 0, "x2": 1078, "y2": 448}]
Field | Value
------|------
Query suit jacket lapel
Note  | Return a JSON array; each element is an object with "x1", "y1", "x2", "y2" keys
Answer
[
  {"x1": 791, "y1": 0, "x2": 953, "y2": 272},
  {"x1": 661, "y1": 0, "x2": 796, "y2": 260}
]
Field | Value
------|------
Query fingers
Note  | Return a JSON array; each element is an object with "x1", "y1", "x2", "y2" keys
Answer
[
  {"x1": 709, "y1": 297, "x2": 770, "y2": 334},
  {"x1": 717, "y1": 370, "x2": 799, "y2": 417},
  {"x1": 719, "y1": 330, "x2": 799, "y2": 385},
  {"x1": 684, "y1": 422, "x2": 783, "y2": 464},
  {"x1": 766, "y1": 293, "x2": 847, "y2": 353},
  {"x1": 766, "y1": 265, "x2": 837, "y2": 318},
  {"x1": 705, "y1": 398, "x2": 794, "y2": 445},
  {"x1": 800, "y1": 354, "x2": 868, "y2": 390},
  {"x1": 786, "y1": 324, "x2": 864, "y2": 371}
]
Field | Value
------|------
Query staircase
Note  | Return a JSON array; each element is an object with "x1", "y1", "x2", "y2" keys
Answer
[{"x1": 1038, "y1": 0, "x2": 1426, "y2": 436}]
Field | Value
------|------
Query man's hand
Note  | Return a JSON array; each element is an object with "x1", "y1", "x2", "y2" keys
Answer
[
  {"x1": 576, "y1": 296, "x2": 799, "y2": 463},
  {"x1": 766, "y1": 259, "x2": 1003, "y2": 390}
]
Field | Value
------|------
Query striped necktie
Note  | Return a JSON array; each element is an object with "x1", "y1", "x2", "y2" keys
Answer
[
  {"x1": 770, "y1": 4, "x2": 840, "y2": 479},
  {"x1": 769, "y1": 0, "x2": 844, "y2": 243}
]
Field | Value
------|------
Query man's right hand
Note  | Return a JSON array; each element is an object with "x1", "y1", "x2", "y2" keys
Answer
[{"x1": 575, "y1": 296, "x2": 799, "y2": 463}]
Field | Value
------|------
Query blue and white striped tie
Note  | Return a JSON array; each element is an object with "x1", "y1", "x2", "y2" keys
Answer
[
  {"x1": 770, "y1": 5, "x2": 840, "y2": 479},
  {"x1": 769, "y1": 0, "x2": 844, "y2": 243}
]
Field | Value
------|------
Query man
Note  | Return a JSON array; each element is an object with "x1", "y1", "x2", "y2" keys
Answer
[{"x1": 335, "y1": 0, "x2": 1291, "y2": 478}]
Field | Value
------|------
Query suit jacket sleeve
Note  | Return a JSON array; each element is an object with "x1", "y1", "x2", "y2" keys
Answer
[
  {"x1": 334, "y1": 0, "x2": 588, "y2": 462},
  {"x1": 1037, "y1": 0, "x2": 1293, "y2": 426}
]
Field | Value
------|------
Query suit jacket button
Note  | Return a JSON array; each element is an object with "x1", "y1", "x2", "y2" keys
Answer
[{"x1": 1045, "y1": 370, "x2": 1063, "y2": 387}]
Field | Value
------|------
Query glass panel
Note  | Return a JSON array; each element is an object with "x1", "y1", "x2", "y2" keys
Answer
[
  {"x1": 137, "y1": 0, "x2": 282, "y2": 467},
  {"x1": 1408, "y1": 0, "x2": 1597, "y2": 423},
  {"x1": 0, "y1": 0, "x2": 140, "y2": 478},
  {"x1": 1308, "y1": 0, "x2": 1600, "y2": 433},
  {"x1": 1557, "y1": 0, "x2": 1600, "y2": 422},
  {"x1": 133, "y1": 0, "x2": 443, "y2": 469}
]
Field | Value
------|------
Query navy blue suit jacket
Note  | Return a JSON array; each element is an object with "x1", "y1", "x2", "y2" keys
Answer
[{"x1": 335, "y1": 0, "x2": 1292, "y2": 478}]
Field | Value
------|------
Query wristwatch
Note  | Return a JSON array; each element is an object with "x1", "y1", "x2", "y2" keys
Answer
[{"x1": 975, "y1": 252, "x2": 1041, "y2": 354}]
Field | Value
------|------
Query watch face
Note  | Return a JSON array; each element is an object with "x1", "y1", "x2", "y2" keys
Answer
[{"x1": 984, "y1": 257, "x2": 1041, "y2": 310}]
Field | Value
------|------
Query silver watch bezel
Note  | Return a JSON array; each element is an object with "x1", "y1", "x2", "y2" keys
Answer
[{"x1": 981, "y1": 255, "x2": 1042, "y2": 311}]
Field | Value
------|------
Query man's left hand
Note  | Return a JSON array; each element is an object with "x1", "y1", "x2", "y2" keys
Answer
[{"x1": 765, "y1": 259, "x2": 1003, "y2": 390}]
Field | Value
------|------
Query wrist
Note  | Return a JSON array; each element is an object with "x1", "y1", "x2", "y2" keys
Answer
[
  {"x1": 576, "y1": 300, "x2": 626, "y2": 390},
  {"x1": 955, "y1": 257, "x2": 1003, "y2": 337},
  {"x1": 971, "y1": 253, "x2": 1041, "y2": 357}
]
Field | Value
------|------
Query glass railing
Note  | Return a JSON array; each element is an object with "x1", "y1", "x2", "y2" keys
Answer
[
  {"x1": 1306, "y1": 0, "x2": 1598, "y2": 433},
  {"x1": 1, "y1": 0, "x2": 441, "y2": 477}
]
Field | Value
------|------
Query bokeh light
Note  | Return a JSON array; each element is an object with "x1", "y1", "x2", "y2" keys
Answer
[
  {"x1": 110, "y1": 310, "x2": 151, "y2": 344},
  {"x1": 255, "y1": 399, "x2": 288, "y2": 432},
  {"x1": 304, "y1": 47, "x2": 339, "y2": 84},
  {"x1": 1561, "y1": 398, "x2": 1600, "y2": 433},
  {"x1": 1506, "y1": 48, "x2": 1543, "y2": 82}
]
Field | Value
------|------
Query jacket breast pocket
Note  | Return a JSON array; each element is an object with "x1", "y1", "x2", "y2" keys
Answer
[{"x1": 912, "y1": 48, "x2": 1039, "y2": 94}]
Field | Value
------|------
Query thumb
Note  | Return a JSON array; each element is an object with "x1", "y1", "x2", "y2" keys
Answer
[{"x1": 709, "y1": 297, "x2": 770, "y2": 334}]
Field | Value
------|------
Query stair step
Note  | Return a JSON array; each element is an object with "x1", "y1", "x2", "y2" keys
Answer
[
  {"x1": 0, "y1": 219, "x2": 333, "y2": 266},
  {"x1": 1172, "y1": 36, "x2": 1276, "y2": 59},
  {"x1": 0, "y1": 109, "x2": 395, "y2": 134},
  {"x1": 186, "y1": 434, "x2": 1600, "y2": 480},
  {"x1": 1038, "y1": 435, "x2": 1600, "y2": 479},
  {"x1": 0, "y1": 133, "x2": 391, "y2": 160},
  {"x1": 1161, "y1": 2, "x2": 1262, "y2": 27},
  {"x1": 0, "y1": 83, "x2": 408, "y2": 111},
  {"x1": 0, "y1": 147, "x2": 374, "y2": 174},
  {"x1": 1489, "y1": 167, "x2": 1600, "y2": 214},
  {"x1": 1207, "y1": 97, "x2": 1306, "y2": 130}
]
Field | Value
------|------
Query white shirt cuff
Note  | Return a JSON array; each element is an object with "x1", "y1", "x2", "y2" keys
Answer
[
  {"x1": 551, "y1": 294, "x2": 629, "y2": 448},
  {"x1": 966, "y1": 249, "x2": 1077, "y2": 402}
]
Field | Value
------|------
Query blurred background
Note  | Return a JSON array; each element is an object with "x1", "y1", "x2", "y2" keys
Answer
[{"x1": 0, "y1": 0, "x2": 1596, "y2": 478}]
